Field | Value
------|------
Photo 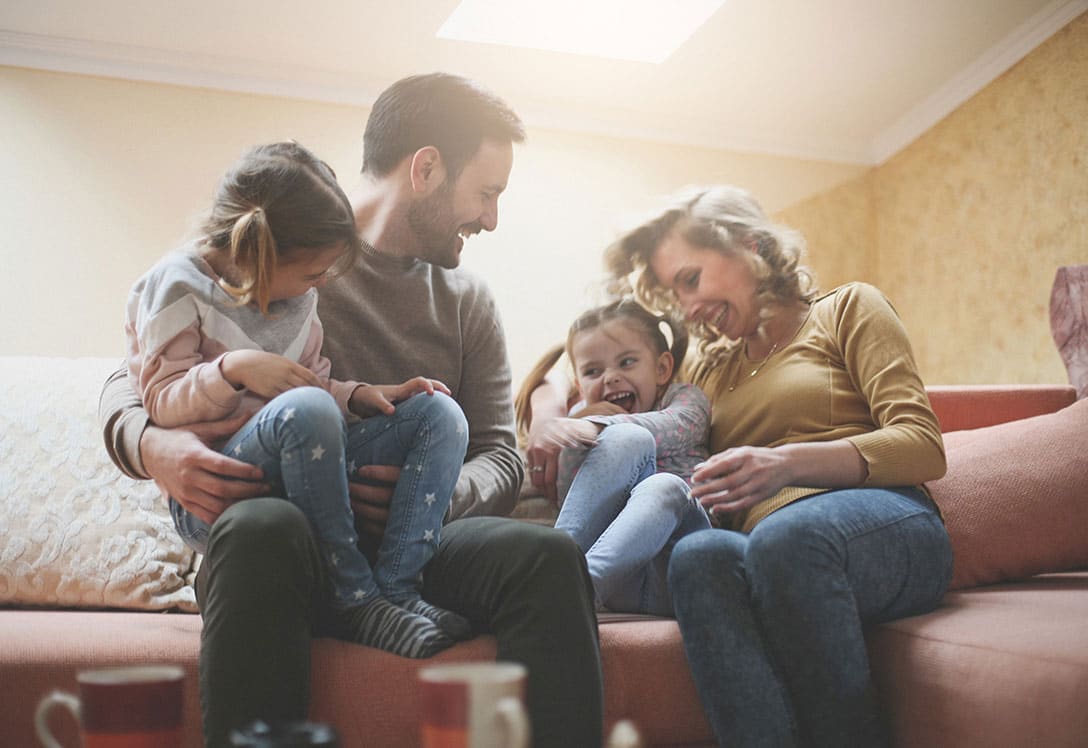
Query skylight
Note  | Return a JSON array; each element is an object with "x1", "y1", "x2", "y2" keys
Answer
[{"x1": 436, "y1": 0, "x2": 727, "y2": 64}]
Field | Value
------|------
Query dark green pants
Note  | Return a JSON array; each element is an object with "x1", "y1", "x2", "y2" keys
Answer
[{"x1": 195, "y1": 498, "x2": 603, "y2": 747}]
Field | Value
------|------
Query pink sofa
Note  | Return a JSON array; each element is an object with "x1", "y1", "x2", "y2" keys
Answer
[{"x1": 2, "y1": 357, "x2": 1087, "y2": 747}]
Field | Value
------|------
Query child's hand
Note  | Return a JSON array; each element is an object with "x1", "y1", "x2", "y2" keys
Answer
[
  {"x1": 532, "y1": 417, "x2": 600, "y2": 450},
  {"x1": 221, "y1": 350, "x2": 322, "y2": 399},
  {"x1": 574, "y1": 401, "x2": 627, "y2": 418},
  {"x1": 350, "y1": 377, "x2": 451, "y2": 417}
]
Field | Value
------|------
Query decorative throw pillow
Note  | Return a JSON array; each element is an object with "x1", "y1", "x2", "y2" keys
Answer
[
  {"x1": 926, "y1": 397, "x2": 1088, "y2": 590},
  {"x1": 0, "y1": 357, "x2": 197, "y2": 611}
]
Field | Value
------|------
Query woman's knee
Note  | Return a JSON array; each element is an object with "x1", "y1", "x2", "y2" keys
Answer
[{"x1": 668, "y1": 529, "x2": 743, "y2": 590}]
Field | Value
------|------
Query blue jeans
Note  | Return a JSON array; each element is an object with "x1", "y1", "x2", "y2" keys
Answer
[
  {"x1": 667, "y1": 486, "x2": 952, "y2": 747},
  {"x1": 171, "y1": 387, "x2": 468, "y2": 609},
  {"x1": 554, "y1": 423, "x2": 711, "y2": 615}
]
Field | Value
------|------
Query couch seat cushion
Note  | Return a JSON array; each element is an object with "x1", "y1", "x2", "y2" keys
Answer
[{"x1": 868, "y1": 572, "x2": 1088, "y2": 748}]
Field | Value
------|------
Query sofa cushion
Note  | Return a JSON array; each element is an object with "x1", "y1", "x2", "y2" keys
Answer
[
  {"x1": 0, "y1": 357, "x2": 197, "y2": 611},
  {"x1": 868, "y1": 572, "x2": 1088, "y2": 748},
  {"x1": 926, "y1": 397, "x2": 1088, "y2": 590}
]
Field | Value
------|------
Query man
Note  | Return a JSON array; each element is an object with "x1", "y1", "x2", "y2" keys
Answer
[{"x1": 99, "y1": 72, "x2": 603, "y2": 748}]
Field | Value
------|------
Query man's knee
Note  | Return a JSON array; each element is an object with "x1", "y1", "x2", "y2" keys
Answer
[
  {"x1": 481, "y1": 520, "x2": 589, "y2": 601},
  {"x1": 205, "y1": 499, "x2": 320, "y2": 590},
  {"x1": 210, "y1": 499, "x2": 309, "y2": 552}
]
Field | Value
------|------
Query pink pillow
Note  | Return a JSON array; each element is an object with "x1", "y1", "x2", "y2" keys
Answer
[{"x1": 926, "y1": 398, "x2": 1088, "y2": 589}]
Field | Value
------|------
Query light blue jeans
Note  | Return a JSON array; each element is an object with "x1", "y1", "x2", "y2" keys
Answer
[
  {"x1": 554, "y1": 422, "x2": 711, "y2": 616},
  {"x1": 667, "y1": 486, "x2": 953, "y2": 747},
  {"x1": 171, "y1": 386, "x2": 468, "y2": 610}
]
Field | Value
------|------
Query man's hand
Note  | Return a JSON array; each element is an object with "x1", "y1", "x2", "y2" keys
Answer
[
  {"x1": 140, "y1": 412, "x2": 269, "y2": 526},
  {"x1": 348, "y1": 464, "x2": 399, "y2": 551},
  {"x1": 221, "y1": 350, "x2": 322, "y2": 399},
  {"x1": 350, "y1": 377, "x2": 451, "y2": 418}
]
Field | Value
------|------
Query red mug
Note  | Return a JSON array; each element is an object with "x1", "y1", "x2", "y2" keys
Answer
[
  {"x1": 35, "y1": 665, "x2": 185, "y2": 748},
  {"x1": 418, "y1": 662, "x2": 529, "y2": 748}
]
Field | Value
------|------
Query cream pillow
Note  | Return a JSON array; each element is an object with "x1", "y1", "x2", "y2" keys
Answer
[{"x1": 0, "y1": 357, "x2": 197, "y2": 611}]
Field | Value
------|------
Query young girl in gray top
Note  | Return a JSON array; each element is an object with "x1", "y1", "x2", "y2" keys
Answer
[{"x1": 518, "y1": 300, "x2": 712, "y2": 615}]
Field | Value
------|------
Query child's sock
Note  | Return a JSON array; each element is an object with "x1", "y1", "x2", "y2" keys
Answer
[
  {"x1": 399, "y1": 598, "x2": 473, "y2": 640},
  {"x1": 341, "y1": 597, "x2": 455, "y2": 658}
]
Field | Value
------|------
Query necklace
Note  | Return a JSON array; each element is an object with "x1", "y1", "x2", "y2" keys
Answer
[{"x1": 727, "y1": 342, "x2": 778, "y2": 392}]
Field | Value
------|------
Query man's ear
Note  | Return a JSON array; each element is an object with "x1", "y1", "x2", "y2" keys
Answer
[
  {"x1": 409, "y1": 146, "x2": 447, "y2": 194},
  {"x1": 655, "y1": 351, "x2": 675, "y2": 385}
]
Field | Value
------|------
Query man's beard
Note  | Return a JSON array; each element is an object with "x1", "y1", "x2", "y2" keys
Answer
[{"x1": 407, "y1": 182, "x2": 474, "y2": 269}]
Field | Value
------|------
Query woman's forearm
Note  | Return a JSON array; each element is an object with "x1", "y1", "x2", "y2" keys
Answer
[{"x1": 777, "y1": 439, "x2": 867, "y2": 489}]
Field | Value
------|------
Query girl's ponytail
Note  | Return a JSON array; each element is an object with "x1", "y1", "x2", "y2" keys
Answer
[
  {"x1": 514, "y1": 343, "x2": 566, "y2": 446},
  {"x1": 220, "y1": 206, "x2": 279, "y2": 314},
  {"x1": 201, "y1": 141, "x2": 362, "y2": 315}
]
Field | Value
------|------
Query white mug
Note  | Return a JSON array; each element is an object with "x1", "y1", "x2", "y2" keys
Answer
[
  {"x1": 35, "y1": 665, "x2": 185, "y2": 748},
  {"x1": 418, "y1": 661, "x2": 530, "y2": 748}
]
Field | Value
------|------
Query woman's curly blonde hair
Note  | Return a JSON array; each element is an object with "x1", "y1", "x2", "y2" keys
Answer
[{"x1": 605, "y1": 185, "x2": 818, "y2": 364}]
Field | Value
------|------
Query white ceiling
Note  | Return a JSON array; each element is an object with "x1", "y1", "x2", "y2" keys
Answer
[{"x1": 1, "y1": 0, "x2": 1084, "y2": 164}]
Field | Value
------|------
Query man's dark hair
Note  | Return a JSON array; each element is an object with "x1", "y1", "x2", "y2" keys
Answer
[{"x1": 362, "y1": 73, "x2": 525, "y2": 181}]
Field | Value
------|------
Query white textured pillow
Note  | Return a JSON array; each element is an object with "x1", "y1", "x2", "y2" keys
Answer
[{"x1": 0, "y1": 357, "x2": 197, "y2": 611}]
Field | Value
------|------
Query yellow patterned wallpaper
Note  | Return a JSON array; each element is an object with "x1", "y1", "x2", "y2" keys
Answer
[{"x1": 779, "y1": 12, "x2": 1088, "y2": 386}]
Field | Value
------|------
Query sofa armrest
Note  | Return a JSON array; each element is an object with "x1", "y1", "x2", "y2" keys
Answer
[{"x1": 925, "y1": 384, "x2": 1076, "y2": 433}]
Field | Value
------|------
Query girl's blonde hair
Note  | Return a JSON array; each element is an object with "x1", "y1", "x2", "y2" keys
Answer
[
  {"x1": 604, "y1": 185, "x2": 818, "y2": 363},
  {"x1": 514, "y1": 298, "x2": 687, "y2": 442},
  {"x1": 202, "y1": 141, "x2": 362, "y2": 314}
]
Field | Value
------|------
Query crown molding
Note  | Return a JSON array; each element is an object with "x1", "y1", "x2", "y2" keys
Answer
[
  {"x1": 870, "y1": 0, "x2": 1087, "y2": 164},
  {"x1": 0, "y1": 29, "x2": 381, "y2": 106},
  {"x1": 0, "y1": 28, "x2": 874, "y2": 163},
  {"x1": 3, "y1": 0, "x2": 1082, "y2": 167}
]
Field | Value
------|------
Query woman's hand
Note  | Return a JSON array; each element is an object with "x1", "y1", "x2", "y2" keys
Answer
[
  {"x1": 350, "y1": 377, "x2": 451, "y2": 417},
  {"x1": 690, "y1": 446, "x2": 794, "y2": 518},
  {"x1": 221, "y1": 350, "x2": 322, "y2": 398},
  {"x1": 691, "y1": 441, "x2": 868, "y2": 518},
  {"x1": 525, "y1": 417, "x2": 599, "y2": 502}
]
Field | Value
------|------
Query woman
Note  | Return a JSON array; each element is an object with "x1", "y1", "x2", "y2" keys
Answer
[{"x1": 528, "y1": 185, "x2": 952, "y2": 747}]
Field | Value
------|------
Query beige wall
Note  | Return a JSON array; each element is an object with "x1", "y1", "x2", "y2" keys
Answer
[
  {"x1": 0, "y1": 65, "x2": 865, "y2": 386},
  {"x1": 7, "y1": 7, "x2": 1083, "y2": 390},
  {"x1": 779, "y1": 12, "x2": 1087, "y2": 386}
]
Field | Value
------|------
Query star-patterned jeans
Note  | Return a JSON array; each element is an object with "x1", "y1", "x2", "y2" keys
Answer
[{"x1": 170, "y1": 386, "x2": 468, "y2": 610}]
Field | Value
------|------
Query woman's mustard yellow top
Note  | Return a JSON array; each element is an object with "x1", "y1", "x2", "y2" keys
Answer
[{"x1": 687, "y1": 283, "x2": 946, "y2": 532}]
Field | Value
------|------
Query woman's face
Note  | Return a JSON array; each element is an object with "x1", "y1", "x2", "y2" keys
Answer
[{"x1": 649, "y1": 232, "x2": 760, "y2": 341}]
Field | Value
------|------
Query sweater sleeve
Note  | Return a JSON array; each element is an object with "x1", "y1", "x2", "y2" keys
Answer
[
  {"x1": 128, "y1": 293, "x2": 243, "y2": 428},
  {"x1": 98, "y1": 364, "x2": 151, "y2": 480},
  {"x1": 296, "y1": 315, "x2": 361, "y2": 417},
  {"x1": 448, "y1": 286, "x2": 524, "y2": 519},
  {"x1": 835, "y1": 284, "x2": 946, "y2": 485},
  {"x1": 582, "y1": 383, "x2": 711, "y2": 463}
]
